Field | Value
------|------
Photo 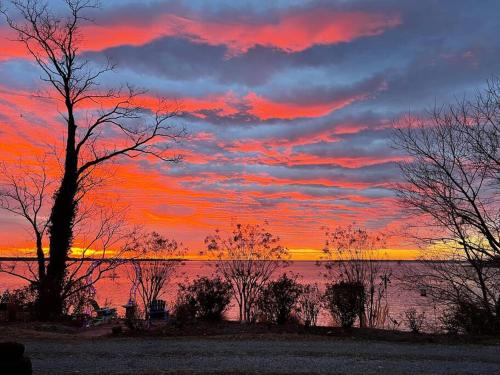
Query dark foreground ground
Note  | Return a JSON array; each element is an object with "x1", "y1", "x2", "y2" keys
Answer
[{"x1": 2, "y1": 324, "x2": 499, "y2": 375}]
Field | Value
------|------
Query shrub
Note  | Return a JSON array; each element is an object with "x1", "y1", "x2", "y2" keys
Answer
[
  {"x1": 297, "y1": 283, "x2": 322, "y2": 327},
  {"x1": 173, "y1": 298, "x2": 197, "y2": 325},
  {"x1": 256, "y1": 273, "x2": 302, "y2": 325},
  {"x1": 1, "y1": 286, "x2": 38, "y2": 320},
  {"x1": 441, "y1": 300, "x2": 498, "y2": 335},
  {"x1": 176, "y1": 276, "x2": 232, "y2": 321},
  {"x1": 324, "y1": 281, "x2": 365, "y2": 328},
  {"x1": 404, "y1": 308, "x2": 425, "y2": 333},
  {"x1": 0, "y1": 286, "x2": 37, "y2": 307},
  {"x1": 62, "y1": 280, "x2": 96, "y2": 316}
]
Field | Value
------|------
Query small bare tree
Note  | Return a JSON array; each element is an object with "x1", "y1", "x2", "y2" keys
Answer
[
  {"x1": 0, "y1": 159, "x2": 51, "y2": 285},
  {"x1": 297, "y1": 283, "x2": 322, "y2": 327},
  {"x1": 322, "y1": 224, "x2": 390, "y2": 328},
  {"x1": 404, "y1": 308, "x2": 426, "y2": 334},
  {"x1": 393, "y1": 79, "x2": 500, "y2": 332},
  {"x1": 204, "y1": 223, "x2": 289, "y2": 322},
  {"x1": 130, "y1": 232, "x2": 183, "y2": 321},
  {"x1": 0, "y1": 0, "x2": 185, "y2": 318}
]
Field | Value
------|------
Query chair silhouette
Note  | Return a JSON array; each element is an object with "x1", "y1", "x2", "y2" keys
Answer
[{"x1": 149, "y1": 299, "x2": 168, "y2": 320}]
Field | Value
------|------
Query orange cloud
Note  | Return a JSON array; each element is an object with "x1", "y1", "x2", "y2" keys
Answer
[
  {"x1": 130, "y1": 9, "x2": 401, "y2": 55},
  {"x1": 245, "y1": 92, "x2": 363, "y2": 120},
  {"x1": 0, "y1": 9, "x2": 400, "y2": 61}
]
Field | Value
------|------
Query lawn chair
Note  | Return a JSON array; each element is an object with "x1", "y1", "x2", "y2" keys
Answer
[
  {"x1": 89, "y1": 299, "x2": 117, "y2": 325},
  {"x1": 149, "y1": 299, "x2": 168, "y2": 321}
]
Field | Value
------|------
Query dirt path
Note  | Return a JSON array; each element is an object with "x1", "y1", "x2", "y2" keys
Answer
[{"x1": 18, "y1": 336, "x2": 500, "y2": 375}]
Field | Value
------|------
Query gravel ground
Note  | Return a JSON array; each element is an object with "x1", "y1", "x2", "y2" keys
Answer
[{"x1": 21, "y1": 336, "x2": 500, "y2": 375}]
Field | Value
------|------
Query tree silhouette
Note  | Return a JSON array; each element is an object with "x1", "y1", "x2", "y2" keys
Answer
[
  {"x1": 0, "y1": 157, "x2": 141, "y2": 316},
  {"x1": 393, "y1": 80, "x2": 500, "y2": 329},
  {"x1": 129, "y1": 232, "x2": 183, "y2": 323},
  {"x1": 0, "y1": 0, "x2": 185, "y2": 319},
  {"x1": 0, "y1": 159, "x2": 51, "y2": 283},
  {"x1": 205, "y1": 223, "x2": 288, "y2": 322},
  {"x1": 322, "y1": 224, "x2": 390, "y2": 328}
]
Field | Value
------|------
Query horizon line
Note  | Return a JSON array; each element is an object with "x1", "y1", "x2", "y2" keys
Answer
[{"x1": 0, "y1": 256, "x2": 454, "y2": 263}]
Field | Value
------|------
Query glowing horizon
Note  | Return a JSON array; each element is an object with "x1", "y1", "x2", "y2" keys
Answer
[{"x1": 0, "y1": 245, "x2": 424, "y2": 261}]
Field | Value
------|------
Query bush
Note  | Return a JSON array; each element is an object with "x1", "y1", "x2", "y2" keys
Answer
[
  {"x1": 404, "y1": 308, "x2": 425, "y2": 333},
  {"x1": 176, "y1": 276, "x2": 232, "y2": 321},
  {"x1": 256, "y1": 273, "x2": 302, "y2": 325},
  {"x1": 173, "y1": 299, "x2": 197, "y2": 325},
  {"x1": 0, "y1": 286, "x2": 37, "y2": 307},
  {"x1": 441, "y1": 300, "x2": 498, "y2": 335},
  {"x1": 0, "y1": 286, "x2": 38, "y2": 320},
  {"x1": 63, "y1": 280, "x2": 96, "y2": 316},
  {"x1": 324, "y1": 281, "x2": 365, "y2": 328},
  {"x1": 297, "y1": 283, "x2": 322, "y2": 327}
]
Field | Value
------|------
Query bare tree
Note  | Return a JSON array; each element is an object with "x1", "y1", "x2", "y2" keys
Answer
[
  {"x1": 322, "y1": 224, "x2": 390, "y2": 328},
  {"x1": 204, "y1": 223, "x2": 289, "y2": 322},
  {"x1": 0, "y1": 159, "x2": 51, "y2": 285},
  {"x1": 0, "y1": 158, "x2": 140, "y2": 314},
  {"x1": 130, "y1": 232, "x2": 183, "y2": 322},
  {"x1": 393, "y1": 80, "x2": 500, "y2": 330},
  {"x1": 296, "y1": 283, "x2": 322, "y2": 327},
  {"x1": 0, "y1": 0, "x2": 185, "y2": 318},
  {"x1": 61, "y1": 203, "x2": 139, "y2": 311}
]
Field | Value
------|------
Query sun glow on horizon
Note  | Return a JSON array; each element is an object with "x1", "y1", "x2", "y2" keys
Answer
[{"x1": 0, "y1": 245, "x2": 424, "y2": 261}]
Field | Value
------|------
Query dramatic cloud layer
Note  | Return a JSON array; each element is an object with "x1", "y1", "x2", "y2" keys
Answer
[{"x1": 1, "y1": 0, "x2": 499, "y2": 258}]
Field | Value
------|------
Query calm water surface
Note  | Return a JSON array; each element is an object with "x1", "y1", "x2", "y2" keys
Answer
[{"x1": 0, "y1": 260, "x2": 439, "y2": 329}]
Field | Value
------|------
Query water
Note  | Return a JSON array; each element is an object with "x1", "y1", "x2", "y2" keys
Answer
[{"x1": 0, "y1": 260, "x2": 440, "y2": 330}]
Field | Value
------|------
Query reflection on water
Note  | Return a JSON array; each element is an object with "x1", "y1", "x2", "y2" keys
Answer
[{"x1": 0, "y1": 260, "x2": 440, "y2": 329}]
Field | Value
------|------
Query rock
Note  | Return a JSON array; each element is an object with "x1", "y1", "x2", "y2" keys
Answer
[
  {"x1": 0, "y1": 342, "x2": 25, "y2": 360},
  {"x1": 0, "y1": 342, "x2": 32, "y2": 375},
  {"x1": 0, "y1": 357, "x2": 32, "y2": 375}
]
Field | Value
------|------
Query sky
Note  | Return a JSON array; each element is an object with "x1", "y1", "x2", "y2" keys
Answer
[{"x1": 0, "y1": 0, "x2": 499, "y2": 259}]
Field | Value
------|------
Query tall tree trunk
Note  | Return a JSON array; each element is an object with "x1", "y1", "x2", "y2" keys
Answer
[
  {"x1": 35, "y1": 231, "x2": 45, "y2": 283},
  {"x1": 39, "y1": 100, "x2": 78, "y2": 320},
  {"x1": 34, "y1": 230, "x2": 46, "y2": 312},
  {"x1": 238, "y1": 293, "x2": 243, "y2": 322}
]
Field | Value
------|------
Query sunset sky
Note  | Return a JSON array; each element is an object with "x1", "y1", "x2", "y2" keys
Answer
[{"x1": 0, "y1": 0, "x2": 499, "y2": 259}]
